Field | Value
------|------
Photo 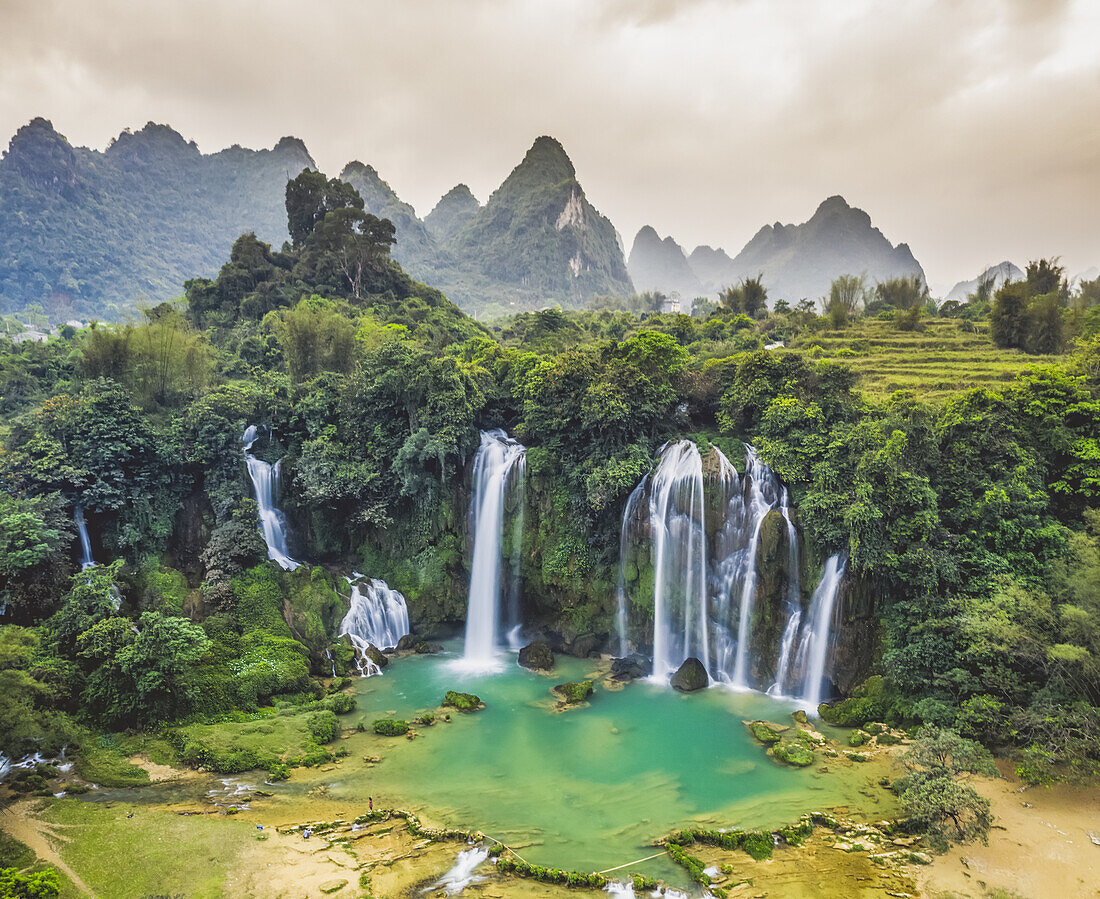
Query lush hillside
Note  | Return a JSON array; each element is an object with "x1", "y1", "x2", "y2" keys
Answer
[{"x1": 0, "y1": 118, "x2": 315, "y2": 320}]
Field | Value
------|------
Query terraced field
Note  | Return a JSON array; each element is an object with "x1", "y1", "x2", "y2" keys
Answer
[{"x1": 788, "y1": 318, "x2": 1064, "y2": 402}]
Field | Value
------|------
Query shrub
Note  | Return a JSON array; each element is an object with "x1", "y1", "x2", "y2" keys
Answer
[
  {"x1": 373, "y1": 719, "x2": 409, "y2": 736},
  {"x1": 742, "y1": 830, "x2": 774, "y2": 861},
  {"x1": 307, "y1": 711, "x2": 339, "y2": 743}
]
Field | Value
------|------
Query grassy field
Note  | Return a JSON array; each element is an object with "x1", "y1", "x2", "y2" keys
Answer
[{"x1": 788, "y1": 317, "x2": 1064, "y2": 402}]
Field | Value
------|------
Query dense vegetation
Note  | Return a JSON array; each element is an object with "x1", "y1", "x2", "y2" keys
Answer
[{"x1": 2, "y1": 168, "x2": 1099, "y2": 815}]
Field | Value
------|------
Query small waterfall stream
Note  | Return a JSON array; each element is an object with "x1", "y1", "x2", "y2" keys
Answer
[
  {"x1": 462, "y1": 429, "x2": 526, "y2": 667},
  {"x1": 768, "y1": 488, "x2": 803, "y2": 695},
  {"x1": 339, "y1": 577, "x2": 410, "y2": 676},
  {"x1": 794, "y1": 553, "x2": 846, "y2": 711},
  {"x1": 74, "y1": 504, "x2": 96, "y2": 570},
  {"x1": 242, "y1": 425, "x2": 300, "y2": 571},
  {"x1": 614, "y1": 478, "x2": 647, "y2": 656}
]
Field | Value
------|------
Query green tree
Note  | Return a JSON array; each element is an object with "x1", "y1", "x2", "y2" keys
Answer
[
  {"x1": 285, "y1": 169, "x2": 364, "y2": 247},
  {"x1": 897, "y1": 726, "x2": 997, "y2": 849},
  {"x1": 824, "y1": 274, "x2": 866, "y2": 327}
]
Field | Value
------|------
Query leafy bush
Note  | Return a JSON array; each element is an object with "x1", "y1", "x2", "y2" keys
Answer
[
  {"x1": 307, "y1": 710, "x2": 339, "y2": 743},
  {"x1": 373, "y1": 719, "x2": 409, "y2": 736}
]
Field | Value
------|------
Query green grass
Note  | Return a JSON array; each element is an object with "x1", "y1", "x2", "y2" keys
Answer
[
  {"x1": 174, "y1": 707, "x2": 333, "y2": 771},
  {"x1": 41, "y1": 799, "x2": 260, "y2": 898},
  {"x1": 788, "y1": 318, "x2": 1063, "y2": 401}
]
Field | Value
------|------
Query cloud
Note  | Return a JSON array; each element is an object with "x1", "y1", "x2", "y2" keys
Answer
[{"x1": 0, "y1": 0, "x2": 1096, "y2": 291}]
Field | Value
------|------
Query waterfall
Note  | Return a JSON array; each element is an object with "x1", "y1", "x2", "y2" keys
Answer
[
  {"x1": 617, "y1": 441, "x2": 790, "y2": 688},
  {"x1": 74, "y1": 504, "x2": 95, "y2": 570},
  {"x1": 614, "y1": 478, "x2": 647, "y2": 657},
  {"x1": 242, "y1": 425, "x2": 300, "y2": 571},
  {"x1": 423, "y1": 847, "x2": 489, "y2": 895},
  {"x1": 339, "y1": 577, "x2": 410, "y2": 675},
  {"x1": 795, "y1": 553, "x2": 846, "y2": 711},
  {"x1": 462, "y1": 429, "x2": 526, "y2": 667},
  {"x1": 768, "y1": 488, "x2": 803, "y2": 695},
  {"x1": 727, "y1": 447, "x2": 780, "y2": 686},
  {"x1": 649, "y1": 441, "x2": 710, "y2": 679}
]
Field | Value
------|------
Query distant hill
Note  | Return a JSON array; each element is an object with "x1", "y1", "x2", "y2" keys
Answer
[
  {"x1": 726, "y1": 196, "x2": 924, "y2": 302},
  {"x1": 0, "y1": 118, "x2": 314, "y2": 320},
  {"x1": 425, "y1": 184, "x2": 480, "y2": 243},
  {"x1": 626, "y1": 226, "x2": 700, "y2": 300},
  {"x1": 621, "y1": 196, "x2": 924, "y2": 307},
  {"x1": 944, "y1": 261, "x2": 1024, "y2": 302}
]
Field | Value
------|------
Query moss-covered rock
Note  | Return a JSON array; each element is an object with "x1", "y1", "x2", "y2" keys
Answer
[
  {"x1": 442, "y1": 690, "x2": 482, "y2": 712},
  {"x1": 742, "y1": 830, "x2": 774, "y2": 860},
  {"x1": 518, "y1": 641, "x2": 554, "y2": 670},
  {"x1": 670, "y1": 657, "x2": 708, "y2": 692},
  {"x1": 553, "y1": 680, "x2": 594, "y2": 704},
  {"x1": 771, "y1": 740, "x2": 815, "y2": 767},
  {"x1": 746, "y1": 720, "x2": 784, "y2": 745}
]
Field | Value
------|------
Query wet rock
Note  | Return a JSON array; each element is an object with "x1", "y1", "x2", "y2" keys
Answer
[
  {"x1": 570, "y1": 633, "x2": 600, "y2": 658},
  {"x1": 553, "y1": 680, "x2": 594, "y2": 704},
  {"x1": 442, "y1": 691, "x2": 482, "y2": 712},
  {"x1": 414, "y1": 642, "x2": 442, "y2": 654},
  {"x1": 518, "y1": 641, "x2": 554, "y2": 670},
  {"x1": 396, "y1": 634, "x2": 418, "y2": 652},
  {"x1": 670, "y1": 657, "x2": 709, "y2": 692},
  {"x1": 363, "y1": 643, "x2": 388, "y2": 669},
  {"x1": 746, "y1": 720, "x2": 784, "y2": 745},
  {"x1": 611, "y1": 653, "x2": 648, "y2": 680},
  {"x1": 792, "y1": 709, "x2": 808, "y2": 725}
]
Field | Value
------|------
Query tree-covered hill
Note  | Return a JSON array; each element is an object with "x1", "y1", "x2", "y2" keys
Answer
[{"x1": 0, "y1": 119, "x2": 316, "y2": 321}]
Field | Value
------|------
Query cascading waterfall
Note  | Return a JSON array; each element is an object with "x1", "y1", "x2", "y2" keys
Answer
[
  {"x1": 768, "y1": 488, "x2": 803, "y2": 695},
  {"x1": 242, "y1": 425, "x2": 300, "y2": 571},
  {"x1": 795, "y1": 553, "x2": 846, "y2": 711},
  {"x1": 614, "y1": 478, "x2": 647, "y2": 657},
  {"x1": 649, "y1": 441, "x2": 710, "y2": 680},
  {"x1": 726, "y1": 447, "x2": 780, "y2": 687},
  {"x1": 74, "y1": 504, "x2": 95, "y2": 570},
  {"x1": 339, "y1": 577, "x2": 410, "y2": 676},
  {"x1": 618, "y1": 441, "x2": 793, "y2": 687},
  {"x1": 462, "y1": 429, "x2": 526, "y2": 667}
]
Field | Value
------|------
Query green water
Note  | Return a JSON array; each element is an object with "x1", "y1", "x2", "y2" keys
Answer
[{"x1": 287, "y1": 645, "x2": 890, "y2": 877}]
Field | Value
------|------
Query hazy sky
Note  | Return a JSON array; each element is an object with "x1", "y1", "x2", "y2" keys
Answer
[{"x1": 1, "y1": 0, "x2": 1097, "y2": 293}]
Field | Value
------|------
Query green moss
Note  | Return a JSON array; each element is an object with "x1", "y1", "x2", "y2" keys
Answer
[
  {"x1": 442, "y1": 691, "x2": 482, "y2": 712},
  {"x1": 172, "y1": 707, "x2": 334, "y2": 772},
  {"x1": 553, "y1": 681, "x2": 594, "y2": 704},
  {"x1": 373, "y1": 719, "x2": 410, "y2": 736},
  {"x1": 742, "y1": 831, "x2": 774, "y2": 861},
  {"x1": 849, "y1": 731, "x2": 868, "y2": 747},
  {"x1": 771, "y1": 740, "x2": 815, "y2": 767},
  {"x1": 74, "y1": 736, "x2": 151, "y2": 787},
  {"x1": 747, "y1": 720, "x2": 783, "y2": 745}
]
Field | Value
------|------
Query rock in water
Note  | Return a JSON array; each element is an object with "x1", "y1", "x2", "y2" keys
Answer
[
  {"x1": 518, "y1": 641, "x2": 555, "y2": 670},
  {"x1": 610, "y1": 654, "x2": 647, "y2": 680},
  {"x1": 670, "y1": 657, "x2": 709, "y2": 692},
  {"x1": 553, "y1": 681, "x2": 594, "y2": 704}
]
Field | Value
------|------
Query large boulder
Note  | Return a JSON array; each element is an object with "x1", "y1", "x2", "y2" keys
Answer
[
  {"x1": 670, "y1": 657, "x2": 709, "y2": 692},
  {"x1": 518, "y1": 641, "x2": 555, "y2": 671},
  {"x1": 611, "y1": 654, "x2": 648, "y2": 680}
]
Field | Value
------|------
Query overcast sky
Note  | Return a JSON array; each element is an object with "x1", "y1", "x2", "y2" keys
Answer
[{"x1": 1, "y1": 0, "x2": 1097, "y2": 293}]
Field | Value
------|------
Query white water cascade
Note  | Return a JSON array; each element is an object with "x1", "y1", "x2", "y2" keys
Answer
[
  {"x1": 74, "y1": 504, "x2": 95, "y2": 570},
  {"x1": 242, "y1": 425, "x2": 300, "y2": 571},
  {"x1": 795, "y1": 553, "x2": 846, "y2": 711},
  {"x1": 461, "y1": 429, "x2": 526, "y2": 668},
  {"x1": 339, "y1": 576, "x2": 410, "y2": 675},
  {"x1": 768, "y1": 489, "x2": 803, "y2": 695},
  {"x1": 649, "y1": 441, "x2": 710, "y2": 680},
  {"x1": 423, "y1": 847, "x2": 490, "y2": 895},
  {"x1": 618, "y1": 441, "x2": 794, "y2": 687}
]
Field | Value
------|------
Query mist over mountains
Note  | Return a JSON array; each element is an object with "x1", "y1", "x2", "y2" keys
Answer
[
  {"x1": 627, "y1": 196, "x2": 926, "y2": 305},
  {"x1": 2, "y1": 118, "x2": 948, "y2": 320}
]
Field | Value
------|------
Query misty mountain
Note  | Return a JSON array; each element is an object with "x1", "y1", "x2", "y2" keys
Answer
[
  {"x1": 944, "y1": 261, "x2": 1024, "y2": 302},
  {"x1": 425, "y1": 184, "x2": 480, "y2": 243},
  {"x1": 623, "y1": 196, "x2": 925, "y2": 306},
  {"x1": 627, "y1": 226, "x2": 701, "y2": 300},
  {"x1": 0, "y1": 118, "x2": 314, "y2": 319},
  {"x1": 427, "y1": 136, "x2": 633, "y2": 315},
  {"x1": 727, "y1": 195, "x2": 925, "y2": 302}
]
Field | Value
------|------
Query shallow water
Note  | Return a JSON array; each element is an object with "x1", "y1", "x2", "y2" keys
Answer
[{"x1": 282, "y1": 643, "x2": 893, "y2": 878}]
